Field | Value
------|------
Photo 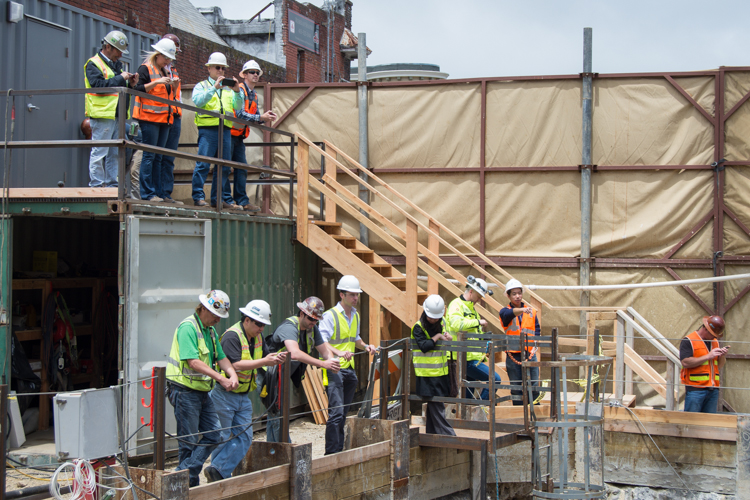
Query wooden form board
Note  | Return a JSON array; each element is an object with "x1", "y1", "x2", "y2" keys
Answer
[
  {"x1": 303, "y1": 365, "x2": 329, "y2": 424},
  {"x1": 8, "y1": 187, "x2": 118, "y2": 198}
]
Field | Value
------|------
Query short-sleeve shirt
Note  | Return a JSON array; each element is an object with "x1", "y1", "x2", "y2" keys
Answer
[
  {"x1": 175, "y1": 315, "x2": 226, "y2": 369},
  {"x1": 266, "y1": 317, "x2": 324, "y2": 374}
]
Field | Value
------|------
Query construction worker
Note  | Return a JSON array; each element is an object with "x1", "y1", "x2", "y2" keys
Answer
[
  {"x1": 204, "y1": 300, "x2": 287, "y2": 483},
  {"x1": 191, "y1": 52, "x2": 243, "y2": 209},
  {"x1": 500, "y1": 279, "x2": 540, "y2": 406},
  {"x1": 412, "y1": 295, "x2": 456, "y2": 436},
  {"x1": 133, "y1": 38, "x2": 178, "y2": 202},
  {"x1": 319, "y1": 276, "x2": 376, "y2": 455},
  {"x1": 446, "y1": 275, "x2": 501, "y2": 399},
  {"x1": 84, "y1": 30, "x2": 138, "y2": 188},
  {"x1": 165, "y1": 290, "x2": 239, "y2": 487},
  {"x1": 231, "y1": 60, "x2": 278, "y2": 211},
  {"x1": 263, "y1": 297, "x2": 342, "y2": 443},
  {"x1": 680, "y1": 315, "x2": 728, "y2": 413},
  {"x1": 155, "y1": 34, "x2": 184, "y2": 203}
]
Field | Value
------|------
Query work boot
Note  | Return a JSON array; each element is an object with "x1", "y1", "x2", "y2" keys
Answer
[
  {"x1": 203, "y1": 465, "x2": 222, "y2": 483},
  {"x1": 241, "y1": 203, "x2": 261, "y2": 212}
]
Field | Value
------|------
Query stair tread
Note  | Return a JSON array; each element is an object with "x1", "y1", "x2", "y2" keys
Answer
[
  {"x1": 331, "y1": 234, "x2": 355, "y2": 241},
  {"x1": 386, "y1": 276, "x2": 406, "y2": 282},
  {"x1": 313, "y1": 221, "x2": 342, "y2": 227},
  {"x1": 350, "y1": 249, "x2": 375, "y2": 254}
]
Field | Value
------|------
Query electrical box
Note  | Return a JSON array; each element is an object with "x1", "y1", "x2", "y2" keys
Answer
[{"x1": 54, "y1": 388, "x2": 120, "y2": 460}]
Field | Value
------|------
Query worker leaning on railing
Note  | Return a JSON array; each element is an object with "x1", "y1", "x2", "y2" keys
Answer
[{"x1": 84, "y1": 30, "x2": 139, "y2": 188}]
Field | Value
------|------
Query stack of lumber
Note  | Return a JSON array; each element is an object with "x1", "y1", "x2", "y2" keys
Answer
[{"x1": 303, "y1": 365, "x2": 329, "y2": 424}]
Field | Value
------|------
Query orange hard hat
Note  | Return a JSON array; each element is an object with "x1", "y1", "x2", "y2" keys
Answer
[{"x1": 702, "y1": 315, "x2": 725, "y2": 338}]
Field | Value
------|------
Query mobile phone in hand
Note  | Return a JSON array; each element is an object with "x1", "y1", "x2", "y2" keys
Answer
[{"x1": 221, "y1": 78, "x2": 236, "y2": 87}]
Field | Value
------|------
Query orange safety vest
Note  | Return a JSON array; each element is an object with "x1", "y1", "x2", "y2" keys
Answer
[
  {"x1": 231, "y1": 83, "x2": 259, "y2": 138},
  {"x1": 169, "y1": 65, "x2": 182, "y2": 118},
  {"x1": 501, "y1": 303, "x2": 538, "y2": 353},
  {"x1": 680, "y1": 331, "x2": 720, "y2": 388},
  {"x1": 133, "y1": 61, "x2": 173, "y2": 124}
]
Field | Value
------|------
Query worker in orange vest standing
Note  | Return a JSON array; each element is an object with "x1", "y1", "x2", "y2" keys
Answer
[
  {"x1": 680, "y1": 315, "x2": 728, "y2": 413},
  {"x1": 500, "y1": 279, "x2": 540, "y2": 405}
]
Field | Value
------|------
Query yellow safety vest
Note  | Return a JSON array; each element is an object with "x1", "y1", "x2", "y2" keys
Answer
[
  {"x1": 166, "y1": 314, "x2": 220, "y2": 392},
  {"x1": 445, "y1": 297, "x2": 484, "y2": 362},
  {"x1": 194, "y1": 80, "x2": 237, "y2": 127},
  {"x1": 326, "y1": 307, "x2": 359, "y2": 369},
  {"x1": 275, "y1": 316, "x2": 315, "y2": 355},
  {"x1": 220, "y1": 321, "x2": 264, "y2": 393},
  {"x1": 411, "y1": 319, "x2": 449, "y2": 377},
  {"x1": 84, "y1": 54, "x2": 127, "y2": 119}
]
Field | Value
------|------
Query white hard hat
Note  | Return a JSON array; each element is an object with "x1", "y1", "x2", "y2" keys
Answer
[
  {"x1": 505, "y1": 279, "x2": 524, "y2": 294},
  {"x1": 102, "y1": 30, "x2": 129, "y2": 55},
  {"x1": 205, "y1": 52, "x2": 228, "y2": 67},
  {"x1": 466, "y1": 275, "x2": 491, "y2": 297},
  {"x1": 151, "y1": 38, "x2": 177, "y2": 60},
  {"x1": 423, "y1": 295, "x2": 445, "y2": 319},
  {"x1": 337, "y1": 275, "x2": 362, "y2": 293},
  {"x1": 240, "y1": 60, "x2": 263, "y2": 77},
  {"x1": 199, "y1": 290, "x2": 230, "y2": 318},
  {"x1": 239, "y1": 299, "x2": 272, "y2": 325}
]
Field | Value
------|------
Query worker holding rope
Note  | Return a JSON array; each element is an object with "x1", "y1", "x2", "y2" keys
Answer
[{"x1": 500, "y1": 279, "x2": 540, "y2": 406}]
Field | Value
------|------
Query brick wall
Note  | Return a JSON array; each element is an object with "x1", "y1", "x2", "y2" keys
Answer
[
  {"x1": 282, "y1": 0, "x2": 351, "y2": 83},
  {"x1": 168, "y1": 27, "x2": 286, "y2": 86},
  {"x1": 58, "y1": 0, "x2": 169, "y2": 35}
]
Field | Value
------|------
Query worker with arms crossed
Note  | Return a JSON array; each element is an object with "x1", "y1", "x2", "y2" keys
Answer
[
  {"x1": 263, "y1": 296, "x2": 342, "y2": 443},
  {"x1": 165, "y1": 290, "x2": 239, "y2": 487},
  {"x1": 319, "y1": 276, "x2": 376, "y2": 455},
  {"x1": 680, "y1": 315, "x2": 728, "y2": 413},
  {"x1": 446, "y1": 275, "x2": 501, "y2": 399},
  {"x1": 204, "y1": 300, "x2": 287, "y2": 483},
  {"x1": 500, "y1": 279, "x2": 540, "y2": 405}
]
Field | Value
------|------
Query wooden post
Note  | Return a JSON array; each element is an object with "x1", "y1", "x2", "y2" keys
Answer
[
  {"x1": 665, "y1": 360, "x2": 675, "y2": 411},
  {"x1": 615, "y1": 315, "x2": 625, "y2": 401},
  {"x1": 427, "y1": 220, "x2": 440, "y2": 295},
  {"x1": 296, "y1": 140, "x2": 310, "y2": 245},
  {"x1": 153, "y1": 367, "x2": 166, "y2": 470},
  {"x1": 625, "y1": 313, "x2": 634, "y2": 395},
  {"x1": 470, "y1": 441, "x2": 487, "y2": 500},
  {"x1": 736, "y1": 415, "x2": 750, "y2": 499},
  {"x1": 390, "y1": 420, "x2": 409, "y2": 499},
  {"x1": 324, "y1": 152, "x2": 338, "y2": 223},
  {"x1": 405, "y1": 219, "x2": 418, "y2": 325},
  {"x1": 289, "y1": 443, "x2": 312, "y2": 500},
  {"x1": 160, "y1": 470, "x2": 189, "y2": 500}
]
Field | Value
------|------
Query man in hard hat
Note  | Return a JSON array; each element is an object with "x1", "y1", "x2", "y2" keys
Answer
[
  {"x1": 230, "y1": 60, "x2": 278, "y2": 211},
  {"x1": 84, "y1": 30, "x2": 139, "y2": 188},
  {"x1": 319, "y1": 275, "x2": 376, "y2": 455},
  {"x1": 412, "y1": 294, "x2": 456, "y2": 435},
  {"x1": 263, "y1": 296, "x2": 343, "y2": 442},
  {"x1": 680, "y1": 315, "x2": 729, "y2": 413},
  {"x1": 191, "y1": 52, "x2": 243, "y2": 209},
  {"x1": 500, "y1": 279, "x2": 540, "y2": 405},
  {"x1": 165, "y1": 290, "x2": 239, "y2": 487},
  {"x1": 204, "y1": 300, "x2": 287, "y2": 483},
  {"x1": 446, "y1": 275, "x2": 501, "y2": 399},
  {"x1": 154, "y1": 34, "x2": 184, "y2": 204}
]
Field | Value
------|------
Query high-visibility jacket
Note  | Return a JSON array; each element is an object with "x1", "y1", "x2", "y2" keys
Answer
[
  {"x1": 194, "y1": 80, "x2": 237, "y2": 127},
  {"x1": 133, "y1": 61, "x2": 173, "y2": 124},
  {"x1": 166, "y1": 314, "x2": 220, "y2": 392},
  {"x1": 231, "y1": 83, "x2": 258, "y2": 138},
  {"x1": 84, "y1": 54, "x2": 125, "y2": 119},
  {"x1": 502, "y1": 303, "x2": 538, "y2": 353},
  {"x1": 169, "y1": 65, "x2": 183, "y2": 118},
  {"x1": 411, "y1": 319, "x2": 449, "y2": 377},
  {"x1": 325, "y1": 307, "x2": 359, "y2": 369},
  {"x1": 219, "y1": 321, "x2": 264, "y2": 393},
  {"x1": 445, "y1": 297, "x2": 484, "y2": 362},
  {"x1": 680, "y1": 331, "x2": 720, "y2": 388}
]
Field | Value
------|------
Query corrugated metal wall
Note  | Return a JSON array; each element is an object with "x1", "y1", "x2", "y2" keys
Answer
[{"x1": 0, "y1": 0, "x2": 157, "y2": 187}]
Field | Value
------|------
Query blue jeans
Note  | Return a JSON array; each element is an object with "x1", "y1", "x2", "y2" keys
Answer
[
  {"x1": 230, "y1": 135, "x2": 249, "y2": 206},
  {"x1": 209, "y1": 385, "x2": 253, "y2": 479},
  {"x1": 466, "y1": 359, "x2": 502, "y2": 400},
  {"x1": 683, "y1": 388, "x2": 719, "y2": 413},
  {"x1": 192, "y1": 127, "x2": 233, "y2": 205},
  {"x1": 266, "y1": 406, "x2": 289, "y2": 443},
  {"x1": 505, "y1": 352, "x2": 539, "y2": 405},
  {"x1": 138, "y1": 120, "x2": 170, "y2": 200},
  {"x1": 157, "y1": 116, "x2": 181, "y2": 199},
  {"x1": 88, "y1": 117, "x2": 119, "y2": 187},
  {"x1": 167, "y1": 384, "x2": 221, "y2": 487}
]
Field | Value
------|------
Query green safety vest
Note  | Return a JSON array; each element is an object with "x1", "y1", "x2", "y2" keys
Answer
[
  {"x1": 84, "y1": 54, "x2": 128, "y2": 119},
  {"x1": 220, "y1": 321, "x2": 264, "y2": 393},
  {"x1": 194, "y1": 80, "x2": 237, "y2": 127},
  {"x1": 445, "y1": 297, "x2": 484, "y2": 362},
  {"x1": 411, "y1": 319, "x2": 449, "y2": 377},
  {"x1": 325, "y1": 307, "x2": 359, "y2": 369},
  {"x1": 166, "y1": 314, "x2": 220, "y2": 392}
]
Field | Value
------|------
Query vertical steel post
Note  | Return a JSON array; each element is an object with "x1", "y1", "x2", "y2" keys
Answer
[
  {"x1": 0, "y1": 384, "x2": 6, "y2": 496},
  {"x1": 289, "y1": 137, "x2": 295, "y2": 219},
  {"x1": 117, "y1": 90, "x2": 126, "y2": 200},
  {"x1": 153, "y1": 367, "x2": 166, "y2": 470},
  {"x1": 357, "y1": 33, "x2": 370, "y2": 246},
  {"x1": 550, "y1": 328, "x2": 559, "y2": 420},
  {"x1": 216, "y1": 117, "x2": 224, "y2": 213},
  {"x1": 579, "y1": 27, "x2": 594, "y2": 337},
  {"x1": 488, "y1": 341, "x2": 496, "y2": 454},
  {"x1": 281, "y1": 354, "x2": 290, "y2": 442},
  {"x1": 593, "y1": 329, "x2": 600, "y2": 402},
  {"x1": 401, "y1": 341, "x2": 410, "y2": 421},
  {"x1": 379, "y1": 340, "x2": 388, "y2": 420}
]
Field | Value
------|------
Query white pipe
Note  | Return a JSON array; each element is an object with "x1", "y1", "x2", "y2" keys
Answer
[{"x1": 526, "y1": 272, "x2": 750, "y2": 291}]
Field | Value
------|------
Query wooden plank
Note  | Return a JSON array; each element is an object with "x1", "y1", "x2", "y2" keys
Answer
[
  {"x1": 302, "y1": 369, "x2": 323, "y2": 425},
  {"x1": 390, "y1": 420, "x2": 410, "y2": 499},
  {"x1": 189, "y1": 464, "x2": 290, "y2": 500},
  {"x1": 235, "y1": 441, "x2": 293, "y2": 476},
  {"x1": 160, "y1": 470, "x2": 189, "y2": 500},
  {"x1": 604, "y1": 406, "x2": 737, "y2": 428},
  {"x1": 427, "y1": 220, "x2": 440, "y2": 295},
  {"x1": 7, "y1": 187, "x2": 118, "y2": 198},
  {"x1": 586, "y1": 313, "x2": 597, "y2": 355},
  {"x1": 592, "y1": 312, "x2": 618, "y2": 321},
  {"x1": 557, "y1": 338, "x2": 616, "y2": 350},
  {"x1": 306, "y1": 366, "x2": 328, "y2": 422},
  {"x1": 605, "y1": 430, "x2": 736, "y2": 467},
  {"x1": 312, "y1": 441, "x2": 390, "y2": 475},
  {"x1": 290, "y1": 443, "x2": 312, "y2": 500},
  {"x1": 312, "y1": 456, "x2": 390, "y2": 500},
  {"x1": 296, "y1": 141, "x2": 310, "y2": 246},
  {"x1": 623, "y1": 343, "x2": 667, "y2": 397},
  {"x1": 616, "y1": 316, "x2": 625, "y2": 400},
  {"x1": 737, "y1": 415, "x2": 750, "y2": 498},
  {"x1": 324, "y1": 151, "x2": 337, "y2": 223},
  {"x1": 605, "y1": 420, "x2": 737, "y2": 442},
  {"x1": 405, "y1": 219, "x2": 419, "y2": 326}
]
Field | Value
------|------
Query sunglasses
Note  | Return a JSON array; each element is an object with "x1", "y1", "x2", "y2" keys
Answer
[
  {"x1": 246, "y1": 70, "x2": 260, "y2": 75},
  {"x1": 303, "y1": 312, "x2": 319, "y2": 323},
  {"x1": 251, "y1": 319, "x2": 266, "y2": 328},
  {"x1": 213, "y1": 66, "x2": 226, "y2": 71}
]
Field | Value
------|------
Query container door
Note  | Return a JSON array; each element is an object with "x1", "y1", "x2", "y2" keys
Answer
[{"x1": 124, "y1": 216, "x2": 212, "y2": 455}]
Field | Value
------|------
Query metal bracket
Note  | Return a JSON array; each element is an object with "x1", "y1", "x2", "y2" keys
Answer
[
  {"x1": 578, "y1": 257, "x2": 596, "y2": 263},
  {"x1": 711, "y1": 158, "x2": 727, "y2": 172},
  {"x1": 580, "y1": 72, "x2": 599, "y2": 78},
  {"x1": 578, "y1": 164, "x2": 598, "y2": 172}
]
